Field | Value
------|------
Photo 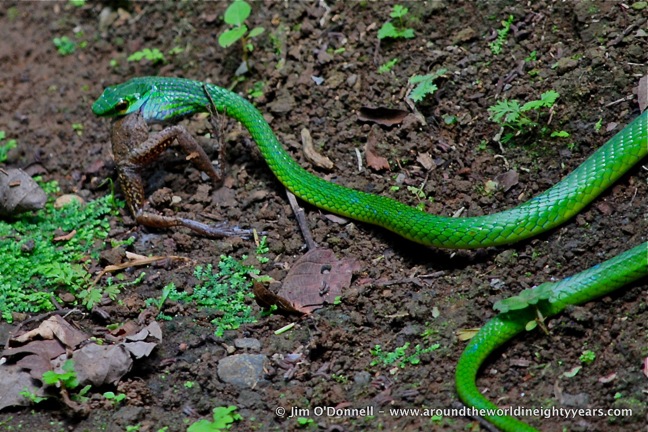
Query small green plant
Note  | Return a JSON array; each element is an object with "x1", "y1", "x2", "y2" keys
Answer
[
  {"x1": 489, "y1": 15, "x2": 514, "y2": 55},
  {"x1": 187, "y1": 406, "x2": 242, "y2": 432},
  {"x1": 159, "y1": 242, "x2": 270, "y2": 336},
  {"x1": 127, "y1": 48, "x2": 166, "y2": 64},
  {"x1": 103, "y1": 391, "x2": 127, "y2": 405},
  {"x1": 247, "y1": 81, "x2": 265, "y2": 99},
  {"x1": 370, "y1": 342, "x2": 440, "y2": 368},
  {"x1": 296, "y1": 417, "x2": 316, "y2": 428},
  {"x1": 377, "y1": 5, "x2": 415, "y2": 40},
  {"x1": 42, "y1": 359, "x2": 92, "y2": 403},
  {"x1": 525, "y1": 50, "x2": 537, "y2": 62},
  {"x1": 550, "y1": 130, "x2": 570, "y2": 138},
  {"x1": 0, "y1": 179, "x2": 122, "y2": 321},
  {"x1": 19, "y1": 388, "x2": 48, "y2": 404},
  {"x1": 53, "y1": 36, "x2": 75, "y2": 56},
  {"x1": 378, "y1": 58, "x2": 398, "y2": 74},
  {"x1": 255, "y1": 235, "x2": 270, "y2": 263},
  {"x1": 218, "y1": 0, "x2": 265, "y2": 60},
  {"x1": 71, "y1": 123, "x2": 84, "y2": 136},
  {"x1": 125, "y1": 425, "x2": 141, "y2": 432},
  {"x1": 184, "y1": 381, "x2": 195, "y2": 389},
  {"x1": 408, "y1": 69, "x2": 447, "y2": 103},
  {"x1": 487, "y1": 90, "x2": 560, "y2": 142},
  {"x1": 0, "y1": 131, "x2": 17, "y2": 163},
  {"x1": 594, "y1": 117, "x2": 603, "y2": 131},
  {"x1": 579, "y1": 350, "x2": 596, "y2": 364},
  {"x1": 69, "y1": 0, "x2": 85, "y2": 6},
  {"x1": 42, "y1": 359, "x2": 79, "y2": 389}
]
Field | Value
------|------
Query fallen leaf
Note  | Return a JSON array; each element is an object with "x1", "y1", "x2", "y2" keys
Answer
[
  {"x1": 278, "y1": 248, "x2": 361, "y2": 313},
  {"x1": 68, "y1": 343, "x2": 133, "y2": 386},
  {"x1": 365, "y1": 127, "x2": 390, "y2": 171},
  {"x1": 301, "y1": 128, "x2": 334, "y2": 170},
  {"x1": 357, "y1": 106, "x2": 409, "y2": 126},
  {"x1": 253, "y1": 281, "x2": 307, "y2": 315},
  {"x1": 416, "y1": 153, "x2": 435, "y2": 171},
  {"x1": 0, "y1": 363, "x2": 46, "y2": 410},
  {"x1": 12, "y1": 315, "x2": 88, "y2": 348},
  {"x1": 598, "y1": 372, "x2": 617, "y2": 383},
  {"x1": 0, "y1": 168, "x2": 47, "y2": 217},
  {"x1": 456, "y1": 328, "x2": 480, "y2": 341},
  {"x1": 494, "y1": 169, "x2": 519, "y2": 192},
  {"x1": 637, "y1": 75, "x2": 648, "y2": 113},
  {"x1": 53, "y1": 229, "x2": 77, "y2": 242}
]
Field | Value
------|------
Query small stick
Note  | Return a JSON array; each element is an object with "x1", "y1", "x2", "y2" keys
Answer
[{"x1": 286, "y1": 190, "x2": 317, "y2": 251}]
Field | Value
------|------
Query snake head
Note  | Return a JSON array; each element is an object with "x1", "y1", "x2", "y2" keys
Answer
[{"x1": 91, "y1": 78, "x2": 153, "y2": 118}]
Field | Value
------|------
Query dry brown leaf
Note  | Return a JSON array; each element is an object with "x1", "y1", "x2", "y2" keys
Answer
[
  {"x1": 0, "y1": 363, "x2": 46, "y2": 410},
  {"x1": 70, "y1": 343, "x2": 133, "y2": 386},
  {"x1": 253, "y1": 281, "x2": 307, "y2": 315},
  {"x1": 365, "y1": 127, "x2": 390, "y2": 171},
  {"x1": 12, "y1": 315, "x2": 88, "y2": 348},
  {"x1": 493, "y1": 169, "x2": 519, "y2": 192},
  {"x1": 416, "y1": 153, "x2": 435, "y2": 171},
  {"x1": 53, "y1": 229, "x2": 77, "y2": 242},
  {"x1": 357, "y1": 106, "x2": 409, "y2": 126},
  {"x1": 277, "y1": 248, "x2": 361, "y2": 313},
  {"x1": 301, "y1": 128, "x2": 334, "y2": 170}
]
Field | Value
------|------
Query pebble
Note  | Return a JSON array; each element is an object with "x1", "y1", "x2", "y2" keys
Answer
[
  {"x1": 234, "y1": 338, "x2": 262, "y2": 351},
  {"x1": 218, "y1": 354, "x2": 268, "y2": 388}
]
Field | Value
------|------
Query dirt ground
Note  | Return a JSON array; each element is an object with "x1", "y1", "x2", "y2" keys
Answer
[{"x1": 1, "y1": 1, "x2": 647, "y2": 431}]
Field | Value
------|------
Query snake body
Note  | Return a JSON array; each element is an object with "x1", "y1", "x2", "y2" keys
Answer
[{"x1": 93, "y1": 77, "x2": 648, "y2": 430}]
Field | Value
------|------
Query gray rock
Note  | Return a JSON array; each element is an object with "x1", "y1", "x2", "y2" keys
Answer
[
  {"x1": 218, "y1": 354, "x2": 268, "y2": 388},
  {"x1": 234, "y1": 338, "x2": 262, "y2": 351}
]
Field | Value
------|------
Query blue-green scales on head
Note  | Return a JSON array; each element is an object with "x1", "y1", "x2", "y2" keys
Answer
[{"x1": 92, "y1": 77, "x2": 213, "y2": 123}]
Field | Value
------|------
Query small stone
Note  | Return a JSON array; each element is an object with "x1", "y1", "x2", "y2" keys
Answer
[
  {"x1": 234, "y1": 338, "x2": 261, "y2": 351},
  {"x1": 217, "y1": 354, "x2": 268, "y2": 388},
  {"x1": 554, "y1": 57, "x2": 578, "y2": 75},
  {"x1": 54, "y1": 194, "x2": 84, "y2": 209},
  {"x1": 452, "y1": 27, "x2": 477, "y2": 44}
]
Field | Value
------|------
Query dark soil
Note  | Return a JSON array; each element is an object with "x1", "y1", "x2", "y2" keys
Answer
[{"x1": 1, "y1": 1, "x2": 646, "y2": 431}]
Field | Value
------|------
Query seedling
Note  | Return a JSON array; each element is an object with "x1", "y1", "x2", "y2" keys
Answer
[
  {"x1": 187, "y1": 406, "x2": 242, "y2": 432},
  {"x1": 489, "y1": 15, "x2": 514, "y2": 55},
  {"x1": 579, "y1": 350, "x2": 596, "y2": 364},
  {"x1": 296, "y1": 417, "x2": 316, "y2": 428},
  {"x1": 487, "y1": 90, "x2": 560, "y2": 142},
  {"x1": 247, "y1": 81, "x2": 265, "y2": 99},
  {"x1": 127, "y1": 48, "x2": 166, "y2": 64},
  {"x1": 42, "y1": 359, "x2": 92, "y2": 404},
  {"x1": 19, "y1": 388, "x2": 48, "y2": 404},
  {"x1": 408, "y1": 69, "x2": 447, "y2": 103},
  {"x1": 377, "y1": 5, "x2": 415, "y2": 40},
  {"x1": 378, "y1": 58, "x2": 398, "y2": 74},
  {"x1": 0, "y1": 131, "x2": 17, "y2": 163},
  {"x1": 370, "y1": 341, "x2": 440, "y2": 368},
  {"x1": 53, "y1": 36, "x2": 75, "y2": 56},
  {"x1": 218, "y1": 0, "x2": 265, "y2": 66},
  {"x1": 103, "y1": 391, "x2": 127, "y2": 406}
]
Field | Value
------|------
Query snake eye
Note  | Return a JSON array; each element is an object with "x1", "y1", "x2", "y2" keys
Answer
[{"x1": 115, "y1": 100, "x2": 130, "y2": 113}]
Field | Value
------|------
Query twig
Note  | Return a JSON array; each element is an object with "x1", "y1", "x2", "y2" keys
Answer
[{"x1": 286, "y1": 190, "x2": 317, "y2": 251}]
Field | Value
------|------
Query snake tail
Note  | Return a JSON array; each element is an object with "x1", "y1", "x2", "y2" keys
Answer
[{"x1": 455, "y1": 242, "x2": 648, "y2": 432}]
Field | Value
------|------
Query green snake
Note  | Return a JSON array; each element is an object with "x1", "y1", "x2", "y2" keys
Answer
[{"x1": 93, "y1": 77, "x2": 647, "y2": 430}]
